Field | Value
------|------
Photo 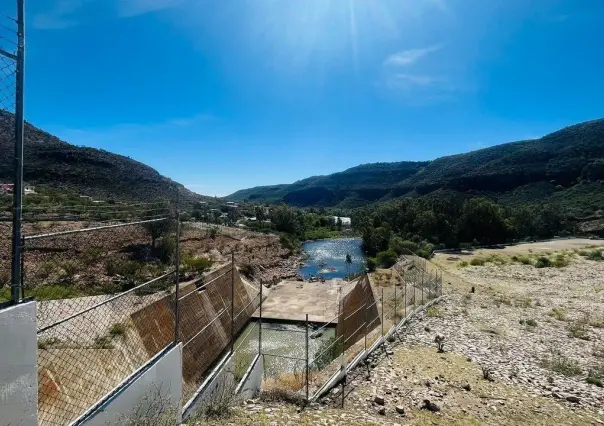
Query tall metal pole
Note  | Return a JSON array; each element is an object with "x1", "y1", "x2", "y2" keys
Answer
[
  {"x1": 381, "y1": 288, "x2": 384, "y2": 337},
  {"x1": 394, "y1": 284, "x2": 397, "y2": 324},
  {"x1": 10, "y1": 0, "x2": 25, "y2": 304},
  {"x1": 231, "y1": 251, "x2": 235, "y2": 353},
  {"x1": 174, "y1": 188, "x2": 181, "y2": 343},
  {"x1": 258, "y1": 280, "x2": 262, "y2": 356},
  {"x1": 363, "y1": 302, "x2": 367, "y2": 351},
  {"x1": 305, "y1": 313, "x2": 309, "y2": 403}
]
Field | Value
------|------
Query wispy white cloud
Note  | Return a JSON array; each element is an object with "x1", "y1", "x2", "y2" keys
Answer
[
  {"x1": 383, "y1": 44, "x2": 444, "y2": 67},
  {"x1": 378, "y1": 43, "x2": 461, "y2": 104},
  {"x1": 116, "y1": 0, "x2": 185, "y2": 18},
  {"x1": 32, "y1": 0, "x2": 89, "y2": 30},
  {"x1": 32, "y1": 0, "x2": 186, "y2": 30},
  {"x1": 387, "y1": 73, "x2": 443, "y2": 88}
]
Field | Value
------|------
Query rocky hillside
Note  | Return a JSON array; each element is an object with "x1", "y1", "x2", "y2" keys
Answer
[
  {"x1": 0, "y1": 111, "x2": 207, "y2": 204},
  {"x1": 228, "y1": 118, "x2": 604, "y2": 212}
]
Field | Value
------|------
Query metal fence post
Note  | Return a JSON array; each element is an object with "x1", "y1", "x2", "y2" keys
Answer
[
  {"x1": 421, "y1": 270, "x2": 424, "y2": 305},
  {"x1": 363, "y1": 302, "x2": 367, "y2": 351},
  {"x1": 9, "y1": 0, "x2": 25, "y2": 304},
  {"x1": 394, "y1": 284, "x2": 397, "y2": 324},
  {"x1": 231, "y1": 251, "x2": 235, "y2": 353},
  {"x1": 381, "y1": 288, "x2": 384, "y2": 337},
  {"x1": 305, "y1": 313, "x2": 309, "y2": 403},
  {"x1": 174, "y1": 190, "x2": 181, "y2": 343},
  {"x1": 259, "y1": 280, "x2": 263, "y2": 356}
]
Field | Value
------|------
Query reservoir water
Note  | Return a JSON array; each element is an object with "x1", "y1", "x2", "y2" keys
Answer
[{"x1": 299, "y1": 238, "x2": 366, "y2": 280}]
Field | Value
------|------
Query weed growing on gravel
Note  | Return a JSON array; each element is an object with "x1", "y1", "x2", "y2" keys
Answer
[
  {"x1": 514, "y1": 296, "x2": 533, "y2": 308},
  {"x1": 542, "y1": 353, "x2": 582, "y2": 377},
  {"x1": 470, "y1": 258, "x2": 486, "y2": 266},
  {"x1": 594, "y1": 346, "x2": 604, "y2": 359},
  {"x1": 427, "y1": 307, "x2": 442, "y2": 318},
  {"x1": 567, "y1": 320, "x2": 590, "y2": 340},
  {"x1": 535, "y1": 256, "x2": 552, "y2": 268},
  {"x1": 519, "y1": 319, "x2": 538, "y2": 328},
  {"x1": 548, "y1": 307, "x2": 568, "y2": 321},
  {"x1": 458, "y1": 261, "x2": 469, "y2": 268},
  {"x1": 494, "y1": 295, "x2": 512, "y2": 307},
  {"x1": 586, "y1": 363, "x2": 604, "y2": 387}
]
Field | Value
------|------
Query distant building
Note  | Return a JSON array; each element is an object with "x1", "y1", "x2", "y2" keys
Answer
[
  {"x1": 24, "y1": 187, "x2": 36, "y2": 196},
  {"x1": 0, "y1": 184, "x2": 14, "y2": 194},
  {"x1": 333, "y1": 216, "x2": 352, "y2": 227},
  {"x1": 225, "y1": 201, "x2": 239, "y2": 208}
]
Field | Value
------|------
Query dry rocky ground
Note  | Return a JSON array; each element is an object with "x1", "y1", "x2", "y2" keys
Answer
[{"x1": 194, "y1": 243, "x2": 604, "y2": 425}]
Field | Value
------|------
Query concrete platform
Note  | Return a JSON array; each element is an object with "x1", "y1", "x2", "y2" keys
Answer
[{"x1": 252, "y1": 280, "x2": 355, "y2": 324}]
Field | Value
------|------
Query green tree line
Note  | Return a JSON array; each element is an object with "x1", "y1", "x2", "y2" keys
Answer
[{"x1": 352, "y1": 197, "x2": 569, "y2": 266}]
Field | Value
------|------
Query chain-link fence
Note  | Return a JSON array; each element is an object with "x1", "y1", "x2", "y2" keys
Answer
[
  {"x1": 179, "y1": 261, "x2": 261, "y2": 404},
  {"x1": 19, "y1": 203, "x2": 178, "y2": 425}
]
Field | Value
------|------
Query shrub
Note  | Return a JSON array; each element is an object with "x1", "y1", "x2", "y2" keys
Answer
[
  {"x1": 535, "y1": 256, "x2": 552, "y2": 268},
  {"x1": 156, "y1": 237, "x2": 176, "y2": 264},
  {"x1": 313, "y1": 337, "x2": 343, "y2": 370},
  {"x1": 109, "y1": 323, "x2": 127, "y2": 338},
  {"x1": 587, "y1": 250, "x2": 604, "y2": 261},
  {"x1": 58, "y1": 260, "x2": 82, "y2": 283},
  {"x1": 548, "y1": 307, "x2": 568, "y2": 321},
  {"x1": 470, "y1": 258, "x2": 485, "y2": 266},
  {"x1": 524, "y1": 319, "x2": 538, "y2": 327},
  {"x1": 542, "y1": 353, "x2": 582, "y2": 376},
  {"x1": 567, "y1": 321, "x2": 590, "y2": 340},
  {"x1": 516, "y1": 255, "x2": 531, "y2": 265},
  {"x1": 427, "y1": 307, "x2": 442, "y2": 318},
  {"x1": 514, "y1": 296, "x2": 532, "y2": 308},
  {"x1": 105, "y1": 259, "x2": 142, "y2": 279},
  {"x1": 366, "y1": 258, "x2": 377, "y2": 272},
  {"x1": 458, "y1": 260, "x2": 469, "y2": 268},
  {"x1": 376, "y1": 249, "x2": 398, "y2": 268},
  {"x1": 553, "y1": 254, "x2": 570, "y2": 268},
  {"x1": 183, "y1": 257, "x2": 213, "y2": 273}
]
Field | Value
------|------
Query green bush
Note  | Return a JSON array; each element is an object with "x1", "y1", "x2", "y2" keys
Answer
[
  {"x1": 458, "y1": 261, "x2": 469, "y2": 268},
  {"x1": 183, "y1": 257, "x2": 213, "y2": 273},
  {"x1": 389, "y1": 237, "x2": 418, "y2": 255},
  {"x1": 542, "y1": 354, "x2": 582, "y2": 376},
  {"x1": 587, "y1": 250, "x2": 604, "y2": 261},
  {"x1": 105, "y1": 259, "x2": 143, "y2": 279},
  {"x1": 109, "y1": 323, "x2": 127, "y2": 338},
  {"x1": 548, "y1": 307, "x2": 568, "y2": 321},
  {"x1": 535, "y1": 256, "x2": 552, "y2": 268},
  {"x1": 313, "y1": 337, "x2": 343, "y2": 370},
  {"x1": 376, "y1": 249, "x2": 398, "y2": 268},
  {"x1": 366, "y1": 258, "x2": 377, "y2": 272},
  {"x1": 516, "y1": 255, "x2": 531, "y2": 265},
  {"x1": 155, "y1": 237, "x2": 176, "y2": 264},
  {"x1": 470, "y1": 258, "x2": 485, "y2": 266}
]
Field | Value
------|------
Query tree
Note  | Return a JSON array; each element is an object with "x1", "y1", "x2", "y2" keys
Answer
[
  {"x1": 345, "y1": 253, "x2": 352, "y2": 281},
  {"x1": 143, "y1": 218, "x2": 173, "y2": 248},
  {"x1": 336, "y1": 217, "x2": 343, "y2": 231}
]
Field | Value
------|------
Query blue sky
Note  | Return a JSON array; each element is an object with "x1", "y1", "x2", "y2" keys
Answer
[{"x1": 7, "y1": 0, "x2": 604, "y2": 196}]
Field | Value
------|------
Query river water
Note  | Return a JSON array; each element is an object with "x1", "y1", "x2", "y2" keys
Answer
[{"x1": 299, "y1": 238, "x2": 366, "y2": 280}]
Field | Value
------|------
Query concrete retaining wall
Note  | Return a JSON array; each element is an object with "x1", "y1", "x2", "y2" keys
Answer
[
  {"x1": 0, "y1": 301, "x2": 38, "y2": 426},
  {"x1": 235, "y1": 354, "x2": 263, "y2": 401},
  {"x1": 182, "y1": 352, "x2": 236, "y2": 421},
  {"x1": 76, "y1": 344, "x2": 183, "y2": 426}
]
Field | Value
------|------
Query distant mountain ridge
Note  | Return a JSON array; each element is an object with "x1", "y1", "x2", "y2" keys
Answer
[
  {"x1": 0, "y1": 111, "x2": 208, "y2": 205},
  {"x1": 228, "y1": 118, "x2": 604, "y2": 213}
]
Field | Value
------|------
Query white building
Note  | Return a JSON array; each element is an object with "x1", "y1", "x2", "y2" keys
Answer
[{"x1": 333, "y1": 216, "x2": 352, "y2": 226}]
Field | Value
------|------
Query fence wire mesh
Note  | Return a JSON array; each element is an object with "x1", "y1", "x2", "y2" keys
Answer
[
  {"x1": 37, "y1": 272, "x2": 176, "y2": 426},
  {"x1": 179, "y1": 263, "x2": 260, "y2": 404}
]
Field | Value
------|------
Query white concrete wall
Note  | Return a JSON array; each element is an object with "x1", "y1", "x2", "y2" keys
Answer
[
  {"x1": 77, "y1": 344, "x2": 183, "y2": 426},
  {"x1": 182, "y1": 353, "x2": 235, "y2": 420},
  {"x1": 0, "y1": 301, "x2": 38, "y2": 426},
  {"x1": 235, "y1": 354, "x2": 263, "y2": 401}
]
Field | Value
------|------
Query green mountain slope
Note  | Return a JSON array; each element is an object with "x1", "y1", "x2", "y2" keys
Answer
[
  {"x1": 228, "y1": 118, "x2": 604, "y2": 213},
  {"x1": 0, "y1": 111, "x2": 209, "y2": 205}
]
